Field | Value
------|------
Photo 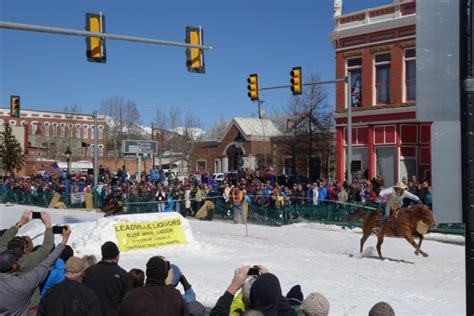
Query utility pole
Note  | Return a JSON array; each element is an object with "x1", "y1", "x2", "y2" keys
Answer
[
  {"x1": 151, "y1": 123, "x2": 155, "y2": 169},
  {"x1": 92, "y1": 111, "x2": 99, "y2": 187},
  {"x1": 461, "y1": 1, "x2": 474, "y2": 314},
  {"x1": 346, "y1": 74, "x2": 352, "y2": 186}
]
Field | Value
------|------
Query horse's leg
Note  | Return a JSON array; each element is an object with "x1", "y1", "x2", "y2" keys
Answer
[
  {"x1": 402, "y1": 232, "x2": 429, "y2": 257},
  {"x1": 413, "y1": 232, "x2": 424, "y2": 256},
  {"x1": 360, "y1": 230, "x2": 370, "y2": 253},
  {"x1": 376, "y1": 232, "x2": 385, "y2": 260}
]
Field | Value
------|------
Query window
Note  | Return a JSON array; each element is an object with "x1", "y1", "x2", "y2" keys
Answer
[
  {"x1": 31, "y1": 121, "x2": 38, "y2": 135},
  {"x1": 44, "y1": 122, "x2": 50, "y2": 137},
  {"x1": 98, "y1": 125, "x2": 104, "y2": 140},
  {"x1": 83, "y1": 125, "x2": 89, "y2": 139},
  {"x1": 91, "y1": 125, "x2": 95, "y2": 139},
  {"x1": 283, "y1": 157, "x2": 294, "y2": 175},
  {"x1": 98, "y1": 144, "x2": 104, "y2": 157},
  {"x1": 196, "y1": 160, "x2": 207, "y2": 172},
  {"x1": 52, "y1": 123, "x2": 58, "y2": 137},
  {"x1": 60, "y1": 123, "x2": 66, "y2": 138},
  {"x1": 405, "y1": 48, "x2": 416, "y2": 101},
  {"x1": 347, "y1": 57, "x2": 362, "y2": 107},
  {"x1": 375, "y1": 52, "x2": 391, "y2": 104},
  {"x1": 75, "y1": 124, "x2": 81, "y2": 138},
  {"x1": 9, "y1": 120, "x2": 17, "y2": 126},
  {"x1": 68, "y1": 123, "x2": 73, "y2": 138}
]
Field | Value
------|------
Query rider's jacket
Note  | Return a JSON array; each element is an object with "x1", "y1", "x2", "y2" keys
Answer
[{"x1": 378, "y1": 187, "x2": 420, "y2": 208}]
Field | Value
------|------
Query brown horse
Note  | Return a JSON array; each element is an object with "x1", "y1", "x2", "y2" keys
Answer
[{"x1": 360, "y1": 204, "x2": 437, "y2": 260}]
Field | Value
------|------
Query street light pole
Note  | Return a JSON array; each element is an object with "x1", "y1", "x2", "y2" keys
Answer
[
  {"x1": 346, "y1": 74, "x2": 352, "y2": 186},
  {"x1": 92, "y1": 111, "x2": 99, "y2": 187}
]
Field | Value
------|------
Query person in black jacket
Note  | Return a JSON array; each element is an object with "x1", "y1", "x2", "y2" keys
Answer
[
  {"x1": 83, "y1": 241, "x2": 131, "y2": 316},
  {"x1": 210, "y1": 266, "x2": 251, "y2": 316},
  {"x1": 119, "y1": 256, "x2": 185, "y2": 316},
  {"x1": 38, "y1": 256, "x2": 102, "y2": 316}
]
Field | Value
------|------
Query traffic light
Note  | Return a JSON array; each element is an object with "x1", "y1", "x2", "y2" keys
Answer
[
  {"x1": 86, "y1": 13, "x2": 106, "y2": 63},
  {"x1": 186, "y1": 26, "x2": 205, "y2": 74},
  {"x1": 290, "y1": 67, "x2": 302, "y2": 95},
  {"x1": 247, "y1": 74, "x2": 259, "y2": 101},
  {"x1": 10, "y1": 96, "x2": 20, "y2": 118}
]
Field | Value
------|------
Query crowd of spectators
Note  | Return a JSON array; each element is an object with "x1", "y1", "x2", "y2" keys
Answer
[
  {"x1": 0, "y1": 166, "x2": 433, "y2": 221},
  {"x1": 0, "y1": 210, "x2": 397, "y2": 315}
]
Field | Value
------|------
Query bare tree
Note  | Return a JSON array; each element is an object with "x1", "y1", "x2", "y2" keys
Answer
[
  {"x1": 153, "y1": 108, "x2": 169, "y2": 169},
  {"x1": 100, "y1": 96, "x2": 142, "y2": 167},
  {"x1": 278, "y1": 73, "x2": 333, "y2": 180}
]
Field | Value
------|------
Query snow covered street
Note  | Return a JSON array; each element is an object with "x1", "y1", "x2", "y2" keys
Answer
[{"x1": 0, "y1": 205, "x2": 465, "y2": 315}]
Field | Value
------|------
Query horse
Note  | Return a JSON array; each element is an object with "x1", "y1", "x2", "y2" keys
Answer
[{"x1": 359, "y1": 204, "x2": 437, "y2": 260}]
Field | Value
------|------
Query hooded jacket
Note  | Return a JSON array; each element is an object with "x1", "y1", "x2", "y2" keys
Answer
[
  {"x1": 40, "y1": 258, "x2": 65, "y2": 297},
  {"x1": 249, "y1": 273, "x2": 297, "y2": 316}
]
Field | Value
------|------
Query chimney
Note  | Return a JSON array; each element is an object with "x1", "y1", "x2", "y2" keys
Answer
[{"x1": 334, "y1": 0, "x2": 342, "y2": 17}]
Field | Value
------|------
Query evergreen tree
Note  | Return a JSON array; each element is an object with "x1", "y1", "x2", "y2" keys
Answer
[{"x1": 0, "y1": 123, "x2": 25, "y2": 176}]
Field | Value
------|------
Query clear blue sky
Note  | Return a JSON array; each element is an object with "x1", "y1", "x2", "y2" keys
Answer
[{"x1": 0, "y1": 0, "x2": 390, "y2": 129}]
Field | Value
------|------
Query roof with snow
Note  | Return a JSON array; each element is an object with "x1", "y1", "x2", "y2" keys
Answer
[{"x1": 199, "y1": 117, "x2": 283, "y2": 143}]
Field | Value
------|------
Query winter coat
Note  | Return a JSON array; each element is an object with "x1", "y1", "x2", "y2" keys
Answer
[
  {"x1": 0, "y1": 225, "x2": 54, "y2": 274},
  {"x1": 0, "y1": 244, "x2": 65, "y2": 316},
  {"x1": 119, "y1": 279, "x2": 185, "y2": 316},
  {"x1": 38, "y1": 279, "x2": 102, "y2": 316},
  {"x1": 249, "y1": 273, "x2": 297, "y2": 316},
  {"x1": 318, "y1": 187, "x2": 327, "y2": 204},
  {"x1": 210, "y1": 291, "x2": 234, "y2": 316},
  {"x1": 83, "y1": 261, "x2": 131, "y2": 316},
  {"x1": 229, "y1": 292, "x2": 246, "y2": 316},
  {"x1": 40, "y1": 258, "x2": 65, "y2": 297}
]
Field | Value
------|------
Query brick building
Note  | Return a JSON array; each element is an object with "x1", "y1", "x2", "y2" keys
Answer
[
  {"x1": 329, "y1": 0, "x2": 429, "y2": 186},
  {"x1": 193, "y1": 116, "x2": 335, "y2": 180},
  {"x1": 0, "y1": 107, "x2": 107, "y2": 176}
]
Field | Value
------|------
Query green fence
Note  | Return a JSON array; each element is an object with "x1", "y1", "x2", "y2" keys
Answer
[{"x1": 0, "y1": 188, "x2": 463, "y2": 235}]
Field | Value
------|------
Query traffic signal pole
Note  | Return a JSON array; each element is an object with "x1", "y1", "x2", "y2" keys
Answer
[
  {"x1": 460, "y1": 1, "x2": 474, "y2": 314},
  {"x1": 0, "y1": 21, "x2": 212, "y2": 50}
]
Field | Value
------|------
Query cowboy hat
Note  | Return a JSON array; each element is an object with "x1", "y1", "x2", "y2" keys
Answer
[{"x1": 393, "y1": 182, "x2": 407, "y2": 190}]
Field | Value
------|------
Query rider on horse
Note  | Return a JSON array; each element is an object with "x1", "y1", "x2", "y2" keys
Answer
[{"x1": 377, "y1": 182, "x2": 421, "y2": 224}]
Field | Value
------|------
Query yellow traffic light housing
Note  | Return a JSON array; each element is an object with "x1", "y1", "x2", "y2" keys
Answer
[
  {"x1": 10, "y1": 96, "x2": 20, "y2": 118},
  {"x1": 86, "y1": 13, "x2": 106, "y2": 63},
  {"x1": 247, "y1": 74, "x2": 259, "y2": 101},
  {"x1": 290, "y1": 67, "x2": 302, "y2": 95},
  {"x1": 186, "y1": 26, "x2": 205, "y2": 74}
]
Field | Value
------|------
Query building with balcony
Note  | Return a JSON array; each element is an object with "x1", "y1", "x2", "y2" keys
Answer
[{"x1": 329, "y1": 0, "x2": 429, "y2": 186}]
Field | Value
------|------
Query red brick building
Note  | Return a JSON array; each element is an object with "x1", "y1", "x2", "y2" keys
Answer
[
  {"x1": 329, "y1": 0, "x2": 429, "y2": 186},
  {"x1": 0, "y1": 107, "x2": 107, "y2": 176}
]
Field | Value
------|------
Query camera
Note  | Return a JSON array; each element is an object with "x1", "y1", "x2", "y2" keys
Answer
[
  {"x1": 247, "y1": 265, "x2": 260, "y2": 276},
  {"x1": 52, "y1": 226, "x2": 66, "y2": 234},
  {"x1": 32, "y1": 212, "x2": 42, "y2": 219}
]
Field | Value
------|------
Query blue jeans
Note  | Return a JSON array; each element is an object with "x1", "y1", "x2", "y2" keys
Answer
[
  {"x1": 233, "y1": 203, "x2": 245, "y2": 224},
  {"x1": 379, "y1": 203, "x2": 390, "y2": 224}
]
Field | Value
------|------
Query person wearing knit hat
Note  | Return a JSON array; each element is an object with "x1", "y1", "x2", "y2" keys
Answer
[
  {"x1": 38, "y1": 256, "x2": 102, "y2": 315},
  {"x1": 120, "y1": 256, "x2": 185, "y2": 316},
  {"x1": 83, "y1": 241, "x2": 131, "y2": 316},
  {"x1": 368, "y1": 301, "x2": 396, "y2": 316},
  {"x1": 101, "y1": 241, "x2": 120, "y2": 260},
  {"x1": 286, "y1": 285, "x2": 304, "y2": 306},
  {"x1": 301, "y1": 292, "x2": 330, "y2": 316}
]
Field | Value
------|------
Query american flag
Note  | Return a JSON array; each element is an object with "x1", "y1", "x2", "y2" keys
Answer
[{"x1": 45, "y1": 163, "x2": 62, "y2": 177}]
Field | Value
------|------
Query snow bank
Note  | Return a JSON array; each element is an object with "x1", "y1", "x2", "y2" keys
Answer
[{"x1": 15, "y1": 211, "x2": 195, "y2": 258}]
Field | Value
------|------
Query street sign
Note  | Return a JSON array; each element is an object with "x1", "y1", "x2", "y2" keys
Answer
[{"x1": 122, "y1": 140, "x2": 157, "y2": 155}]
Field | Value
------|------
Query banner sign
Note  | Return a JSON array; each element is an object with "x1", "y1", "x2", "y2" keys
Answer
[
  {"x1": 114, "y1": 218, "x2": 187, "y2": 252},
  {"x1": 70, "y1": 192, "x2": 86, "y2": 205}
]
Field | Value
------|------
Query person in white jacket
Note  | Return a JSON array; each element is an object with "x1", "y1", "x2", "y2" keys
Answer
[{"x1": 377, "y1": 182, "x2": 421, "y2": 224}]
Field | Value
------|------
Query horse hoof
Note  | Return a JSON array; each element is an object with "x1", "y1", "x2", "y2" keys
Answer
[
  {"x1": 415, "y1": 250, "x2": 420, "y2": 256},
  {"x1": 422, "y1": 253, "x2": 429, "y2": 257}
]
